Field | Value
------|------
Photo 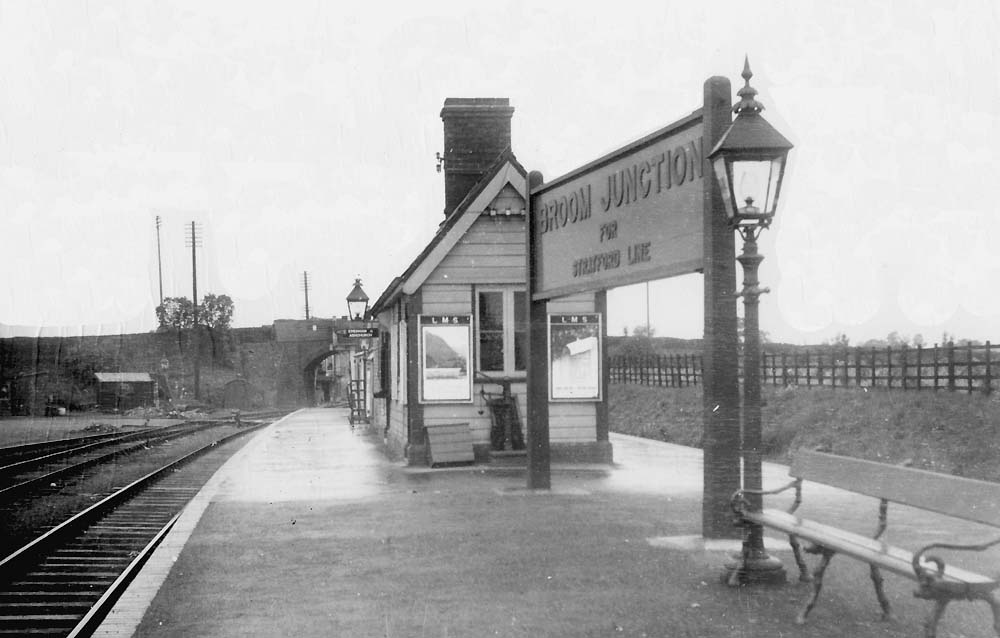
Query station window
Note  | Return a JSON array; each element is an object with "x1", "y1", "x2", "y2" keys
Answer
[{"x1": 476, "y1": 288, "x2": 527, "y2": 374}]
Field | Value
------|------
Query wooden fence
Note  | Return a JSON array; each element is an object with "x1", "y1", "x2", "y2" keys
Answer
[
  {"x1": 609, "y1": 354, "x2": 703, "y2": 387},
  {"x1": 609, "y1": 341, "x2": 998, "y2": 394}
]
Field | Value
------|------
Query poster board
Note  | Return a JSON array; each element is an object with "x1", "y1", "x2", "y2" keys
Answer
[
  {"x1": 548, "y1": 314, "x2": 602, "y2": 401},
  {"x1": 418, "y1": 315, "x2": 473, "y2": 403}
]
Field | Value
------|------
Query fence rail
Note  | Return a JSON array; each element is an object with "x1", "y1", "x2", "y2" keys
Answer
[{"x1": 609, "y1": 341, "x2": 997, "y2": 395}]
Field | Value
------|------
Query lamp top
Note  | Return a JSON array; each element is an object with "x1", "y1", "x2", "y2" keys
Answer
[
  {"x1": 734, "y1": 56, "x2": 765, "y2": 115},
  {"x1": 346, "y1": 277, "x2": 369, "y2": 303},
  {"x1": 709, "y1": 57, "x2": 793, "y2": 158}
]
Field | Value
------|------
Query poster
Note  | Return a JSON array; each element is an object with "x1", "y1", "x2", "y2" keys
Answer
[
  {"x1": 419, "y1": 315, "x2": 473, "y2": 403},
  {"x1": 548, "y1": 314, "x2": 602, "y2": 401}
]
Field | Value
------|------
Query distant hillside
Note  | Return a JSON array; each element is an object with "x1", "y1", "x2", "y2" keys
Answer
[
  {"x1": 606, "y1": 336, "x2": 702, "y2": 357},
  {"x1": 423, "y1": 332, "x2": 466, "y2": 369}
]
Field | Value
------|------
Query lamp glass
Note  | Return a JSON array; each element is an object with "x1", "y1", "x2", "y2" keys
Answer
[
  {"x1": 713, "y1": 155, "x2": 785, "y2": 226},
  {"x1": 348, "y1": 300, "x2": 367, "y2": 321}
]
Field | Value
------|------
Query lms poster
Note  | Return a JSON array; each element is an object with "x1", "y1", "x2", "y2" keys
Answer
[
  {"x1": 419, "y1": 315, "x2": 473, "y2": 403},
  {"x1": 548, "y1": 314, "x2": 602, "y2": 401}
]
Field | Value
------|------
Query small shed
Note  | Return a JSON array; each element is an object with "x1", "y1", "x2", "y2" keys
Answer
[{"x1": 94, "y1": 372, "x2": 156, "y2": 412}]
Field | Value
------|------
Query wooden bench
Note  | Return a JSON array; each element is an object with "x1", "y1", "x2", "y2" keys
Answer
[{"x1": 731, "y1": 449, "x2": 1000, "y2": 637}]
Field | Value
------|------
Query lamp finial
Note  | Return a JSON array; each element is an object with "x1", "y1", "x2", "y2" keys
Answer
[{"x1": 734, "y1": 56, "x2": 764, "y2": 115}]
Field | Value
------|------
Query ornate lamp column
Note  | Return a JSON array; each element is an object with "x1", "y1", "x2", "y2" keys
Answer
[{"x1": 709, "y1": 58, "x2": 793, "y2": 585}]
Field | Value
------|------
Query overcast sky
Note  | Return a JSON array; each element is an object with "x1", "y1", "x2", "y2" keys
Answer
[{"x1": 1, "y1": 1, "x2": 998, "y2": 346}]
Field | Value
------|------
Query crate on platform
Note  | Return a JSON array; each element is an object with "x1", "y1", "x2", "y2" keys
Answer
[{"x1": 425, "y1": 422, "x2": 474, "y2": 466}]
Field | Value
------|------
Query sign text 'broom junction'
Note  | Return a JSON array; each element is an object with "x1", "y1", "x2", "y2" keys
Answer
[{"x1": 535, "y1": 138, "x2": 703, "y2": 279}]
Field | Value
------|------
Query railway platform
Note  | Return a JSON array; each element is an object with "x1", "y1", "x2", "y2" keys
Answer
[{"x1": 93, "y1": 408, "x2": 1000, "y2": 637}]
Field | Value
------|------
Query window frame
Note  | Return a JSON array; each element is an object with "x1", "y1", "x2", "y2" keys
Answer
[{"x1": 475, "y1": 286, "x2": 527, "y2": 377}]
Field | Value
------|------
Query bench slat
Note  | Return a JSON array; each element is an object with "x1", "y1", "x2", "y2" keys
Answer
[
  {"x1": 747, "y1": 509, "x2": 997, "y2": 586},
  {"x1": 789, "y1": 450, "x2": 1000, "y2": 528}
]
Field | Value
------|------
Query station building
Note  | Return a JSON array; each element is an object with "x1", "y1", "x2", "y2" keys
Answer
[{"x1": 369, "y1": 98, "x2": 611, "y2": 466}]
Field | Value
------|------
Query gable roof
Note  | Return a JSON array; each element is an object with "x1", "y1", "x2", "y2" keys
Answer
[{"x1": 371, "y1": 149, "x2": 527, "y2": 315}]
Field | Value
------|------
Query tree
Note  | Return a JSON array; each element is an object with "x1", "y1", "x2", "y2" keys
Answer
[
  {"x1": 824, "y1": 332, "x2": 850, "y2": 349},
  {"x1": 156, "y1": 296, "x2": 194, "y2": 330},
  {"x1": 632, "y1": 324, "x2": 656, "y2": 338},
  {"x1": 155, "y1": 294, "x2": 234, "y2": 360},
  {"x1": 200, "y1": 294, "x2": 234, "y2": 331},
  {"x1": 200, "y1": 294, "x2": 234, "y2": 360},
  {"x1": 156, "y1": 297, "x2": 194, "y2": 347},
  {"x1": 887, "y1": 331, "x2": 908, "y2": 347}
]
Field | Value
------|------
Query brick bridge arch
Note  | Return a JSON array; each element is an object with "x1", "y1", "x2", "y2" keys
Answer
[{"x1": 271, "y1": 319, "x2": 366, "y2": 407}]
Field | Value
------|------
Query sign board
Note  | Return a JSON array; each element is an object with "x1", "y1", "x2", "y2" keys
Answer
[
  {"x1": 529, "y1": 112, "x2": 704, "y2": 300},
  {"x1": 418, "y1": 315, "x2": 473, "y2": 403},
  {"x1": 548, "y1": 314, "x2": 602, "y2": 401},
  {"x1": 336, "y1": 328, "x2": 379, "y2": 339}
]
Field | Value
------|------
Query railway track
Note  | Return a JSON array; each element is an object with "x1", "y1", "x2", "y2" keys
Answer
[
  {"x1": 0, "y1": 422, "x2": 216, "y2": 501},
  {"x1": 0, "y1": 420, "x2": 272, "y2": 636}
]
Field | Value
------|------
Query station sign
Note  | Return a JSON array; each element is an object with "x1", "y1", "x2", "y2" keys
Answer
[
  {"x1": 529, "y1": 112, "x2": 704, "y2": 300},
  {"x1": 336, "y1": 328, "x2": 379, "y2": 339}
]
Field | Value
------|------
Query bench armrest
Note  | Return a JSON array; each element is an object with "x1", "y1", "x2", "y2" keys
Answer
[
  {"x1": 731, "y1": 478, "x2": 803, "y2": 517},
  {"x1": 912, "y1": 535, "x2": 1000, "y2": 589}
]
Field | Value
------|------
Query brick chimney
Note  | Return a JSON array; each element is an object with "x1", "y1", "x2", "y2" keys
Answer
[{"x1": 440, "y1": 98, "x2": 514, "y2": 217}]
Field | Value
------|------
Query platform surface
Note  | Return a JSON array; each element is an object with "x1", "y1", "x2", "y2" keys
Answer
[{"x1": 93, "y1": 408, "x2": 1000, "y2": 638}]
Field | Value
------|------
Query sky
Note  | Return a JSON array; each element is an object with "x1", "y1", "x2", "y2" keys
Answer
[{"x1": 1, "y1": 1, "x2": 998, "y2": 346}]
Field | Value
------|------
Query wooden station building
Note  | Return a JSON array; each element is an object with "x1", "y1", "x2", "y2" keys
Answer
[{"x1": 369, "y1": 98, "x2": 611, "y2": 466}]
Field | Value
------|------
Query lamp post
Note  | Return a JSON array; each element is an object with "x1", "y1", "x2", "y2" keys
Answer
[
  {"x1": 709, "y1": 58, "x2": 793, "y2": 585},
  {"x1": 347, "y1": 277, "x2": 370, "y2": 322},
  {"x1": 346, "y1": 277, "x2": 372, "y2": 423}
]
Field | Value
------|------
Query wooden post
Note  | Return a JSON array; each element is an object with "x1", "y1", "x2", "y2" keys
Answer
[
  {"x1": 700, "y1": 75, "x2": 740, "y2": 539},
  {"x1": 842, "y1": 347, "x2": 849, "y2": 386},
  {"x1": 934, "y1": 344, "x2": 940, "y2": 390},
  {"x1": 525, "y1": 169, "x2": 550, "y2": 490},
  {"x1": 871, "y1": 347, "x2": 877, "y2": 388},
  {"x1": 805, "y1": 350, "x2": 811, "y2": 387},
  {"x1": 986, "y1": 341, "x2": 993, "y2": 396},
  {"x1": 967, "y1": 342, "x2": 974, "y2": 394},
  {"x1": 886, "y1": 346, "x2": 893, "y2": 389},
  {"x1": 901, "y1": 344, "x2": 908, "y2": 391},
  {"x1": 947, "y1": 341, "x2": 956, "y2": 392},
  {"x1": 831, "y1": 350, "x2": 837, "y2": 389},
  {"x1": 916, "y1": 345, "x2": 923, "y2": 390},
  {"x1": 854, "y1": 347, "x2": 861, "y2": 387}
]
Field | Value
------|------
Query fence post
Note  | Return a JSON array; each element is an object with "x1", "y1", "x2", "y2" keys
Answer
[
  {"x1": 967, "y1": 342, "x2": 974, "y2": 394},
  {"x1": 986, "y1": 342, "x2": 993, "y2": 396},
  {"x1": 901, "y1": 344, "x2": 908, "y2": 391},
  {"x1": 916, "y1": 345, "x2": 923, "y2": 391},
  {"x1": 871, "y1": 347, "x2": 877, "y2": 388},
  {"x1": 805, "y1": 350, "x2": 811, "y2": 387},
  {"x1": 886, "y1": 345, "x2": 893, "y2": 389},
  {"x1": 947, "y1": 341, "x2": 956, "y2": 392},
  {"x1": 854, "y1": 347, "x2": 861, "y2": 387},
  {"x1": 843, "y1": 347, "x2": 849, "y2": 386}
]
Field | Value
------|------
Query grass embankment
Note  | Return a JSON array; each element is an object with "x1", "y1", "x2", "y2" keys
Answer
[{"x1": 609, "y1": 383, "x2": 1000, "y2": 482}]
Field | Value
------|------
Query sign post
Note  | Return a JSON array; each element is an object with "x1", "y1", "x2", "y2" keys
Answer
[{"x1": 525, "y1": 75, "x2": 743, "y2": 538}]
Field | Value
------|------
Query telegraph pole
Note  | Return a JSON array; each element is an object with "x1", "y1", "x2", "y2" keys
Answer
[
  {"x1": 302, "y1": 271, "x2": 311, "y2": 320},
  {"x1": 185, "y1": 222, "x2": 203, "y2": 400},
  {"x1": 155, "y1": 215, "x2": 164, "y2": 307}
]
